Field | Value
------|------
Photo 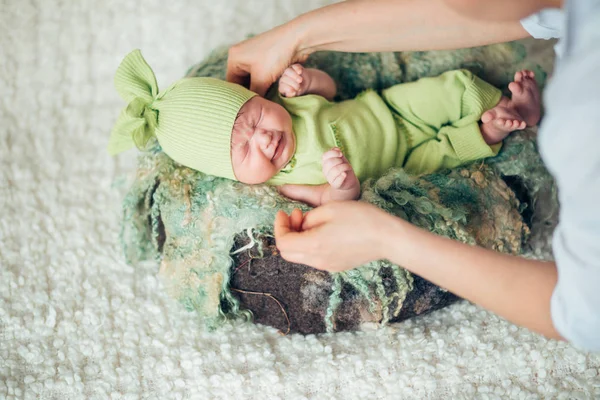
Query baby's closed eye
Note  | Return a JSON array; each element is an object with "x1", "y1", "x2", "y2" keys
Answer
[{"x1": 231, "y1": 116, "x2": 255, "y2": 146}]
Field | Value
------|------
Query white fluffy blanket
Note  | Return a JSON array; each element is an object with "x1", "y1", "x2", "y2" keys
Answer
[{"x1": 1, "y1": 0, "x2": 599, "y2": 398}]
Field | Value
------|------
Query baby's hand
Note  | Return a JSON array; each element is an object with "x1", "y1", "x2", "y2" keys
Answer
[
  {"x1": 278, "y1": 64, "x2": 310, "y2": 98},
  {"x1": 322, "y1": 148, "x2": 359, "y2": 191}
]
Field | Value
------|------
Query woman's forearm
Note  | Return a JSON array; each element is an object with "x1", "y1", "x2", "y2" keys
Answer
[
  {"x1": 292, "y1": 0, "x2": 529, "y2": 55},
  {"x1": 382, "y1": 216, "x2": 562, "y2": 339}
]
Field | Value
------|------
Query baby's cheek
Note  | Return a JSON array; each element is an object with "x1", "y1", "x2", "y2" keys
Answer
[{"x1": 259, "y1": 168, "x2": 278, "y2": 183}]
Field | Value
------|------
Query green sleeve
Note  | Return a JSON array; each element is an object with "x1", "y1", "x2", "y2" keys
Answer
[
  {"x1": 402, "y1": 122, "x2": 502, "y2": 175},
  {"x1": 382, "y1": 69, "x2": 503, "y2": 175}
]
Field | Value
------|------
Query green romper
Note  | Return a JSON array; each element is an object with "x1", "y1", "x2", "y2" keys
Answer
[{"x1": 268, "y1": 69, "x2": 502, "y2": 186}]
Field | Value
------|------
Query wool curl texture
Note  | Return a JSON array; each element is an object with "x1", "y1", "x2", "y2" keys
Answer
[{"x1": 121, "y1": 40, "x2": 558, "y2": 332}]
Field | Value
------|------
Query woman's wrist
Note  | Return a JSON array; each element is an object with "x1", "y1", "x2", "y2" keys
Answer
[
  {"x1": 368, "y1": 207, "x2": 411, "y2": 263},
  {"x1": 291, "y1": 6, "x2": 334, "y2": 59},
  {"x1": 286, "y1": 14, "x2": 313, "y2": 59}
]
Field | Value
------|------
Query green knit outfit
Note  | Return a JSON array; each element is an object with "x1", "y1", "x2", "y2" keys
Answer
[{"x1": 268, "y1": 69, "x2": 502, "y2": 186}]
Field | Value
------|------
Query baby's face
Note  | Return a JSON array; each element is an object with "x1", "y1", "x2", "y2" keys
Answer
[{"x1": 231, "y1": 96, "x2": 295, "y2": 184}]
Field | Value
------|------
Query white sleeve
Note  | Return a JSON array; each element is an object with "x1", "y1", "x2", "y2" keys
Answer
[
  {"x1": 538, "y1": 14, "x2": 600, "y2": 351},
  {"x1": 520, "y1": 8, "x2": 565, "y2": 39}
]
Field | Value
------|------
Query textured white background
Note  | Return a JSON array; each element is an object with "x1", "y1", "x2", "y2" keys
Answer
[{"x1": 1, "y1": 0, "x2": 599, "y2": 399}]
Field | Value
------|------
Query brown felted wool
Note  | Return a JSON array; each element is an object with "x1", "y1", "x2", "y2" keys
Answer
[
  {"x1": 146, "y1": 162, "x2": 527, "y2": 334},
  {"x1": 228, "y1": 234, "x2": 460, "y2": 334}
]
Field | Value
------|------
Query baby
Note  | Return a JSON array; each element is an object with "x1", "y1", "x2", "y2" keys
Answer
[{"x1": 109, "y1": 50, "x2": 540, "y2": 206}]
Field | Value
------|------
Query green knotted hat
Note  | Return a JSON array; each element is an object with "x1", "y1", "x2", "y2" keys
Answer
[{"x1": 108, "y1": 49, "x2": 257, "y2": 180}]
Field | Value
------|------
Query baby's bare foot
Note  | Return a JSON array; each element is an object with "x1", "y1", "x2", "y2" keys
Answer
[
  {"x1": 480, "y1": 106, "x2": 526, "y2": 145},
  {"x1": 508, "y1": 70, "x2": 541, "y2": 126}
]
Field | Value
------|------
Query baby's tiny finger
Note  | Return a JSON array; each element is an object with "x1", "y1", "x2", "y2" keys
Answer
[
  {"x1": 280, "y1": 75, "x2": 300, "y2": 91},
  {"x1": 339, "y1": 153, "x2": 350, "y2": 164},
  {"x1": 322, "y1": 148, "x2": 342, "y2": 162},
  {"x1": 283, "y1": 87, "x2": 297, "y2": 98},
  {"x1": 284, "y1": 68, "x2": 303, "y2": 84},
  {"x1": 291, "y1": 64, "x2": 303, "y2": 75},
  {"x1": 322, "y1": 157, "x2": 345, "y2": 176},
  {"x1": 331, "y1": 172, "x2": 347, "y2": 189},
  {"x1": 325, "y1": 163, "x2": 352, "y2": 184}
]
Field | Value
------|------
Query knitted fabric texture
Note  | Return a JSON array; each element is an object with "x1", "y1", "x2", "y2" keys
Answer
[
  {"x1": 266, "y1": 70, "x2": 503, "y2": 186},
  {"x1": 121, "y1": 42, "x2": 557, "y2": 331},
  {"x1": 108, "y1": 49, "x2": 256, "y2": 180}
]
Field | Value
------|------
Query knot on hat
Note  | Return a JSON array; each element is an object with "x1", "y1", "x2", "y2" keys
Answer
[
  {"x1": 124, "y1": 96, "x2": 159, "y2": 150},
  {"x1": 108, "y1": 49, "x2": 160, "y2": 155}
]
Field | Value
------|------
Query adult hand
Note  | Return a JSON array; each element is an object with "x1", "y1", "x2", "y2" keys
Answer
[
  {"x1": 226, "y1": 24, "x2": 310, "y2": 96},
  {"x1": 274, "y1": 201, "x2": 398, "y2": 272}
]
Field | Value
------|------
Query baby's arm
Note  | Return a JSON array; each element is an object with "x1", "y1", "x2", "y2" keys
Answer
[
  {"x1": 278, "y1": 64, "x2": 337, "y2": 101},
  {"x1": 278, "y1": 148, "x2": 360, "y2": 207}
]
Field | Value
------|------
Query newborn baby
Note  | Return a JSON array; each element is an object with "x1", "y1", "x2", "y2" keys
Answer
[{"x1": 109, "y1": 50, "x2": 540, "y2": 206}]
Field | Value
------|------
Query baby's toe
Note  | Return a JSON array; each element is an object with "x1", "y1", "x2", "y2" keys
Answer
[
  {"x1": 481, "y1": 110, "x2": 495, "y2": 124},
  {"x1": 514, "y1": 71, "x2": 523, "y2": 82},
  {"x1": 493, "y1": 118, "x2": 507, "y2": 128},
  {"x1": 509, "y1": 81, "x2": 523, "y2": 95}
]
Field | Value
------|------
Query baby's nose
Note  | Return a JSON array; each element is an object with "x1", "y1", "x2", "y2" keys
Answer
[{"x1": 256, "y1": 129, "x2": 273, "y2": 145}]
